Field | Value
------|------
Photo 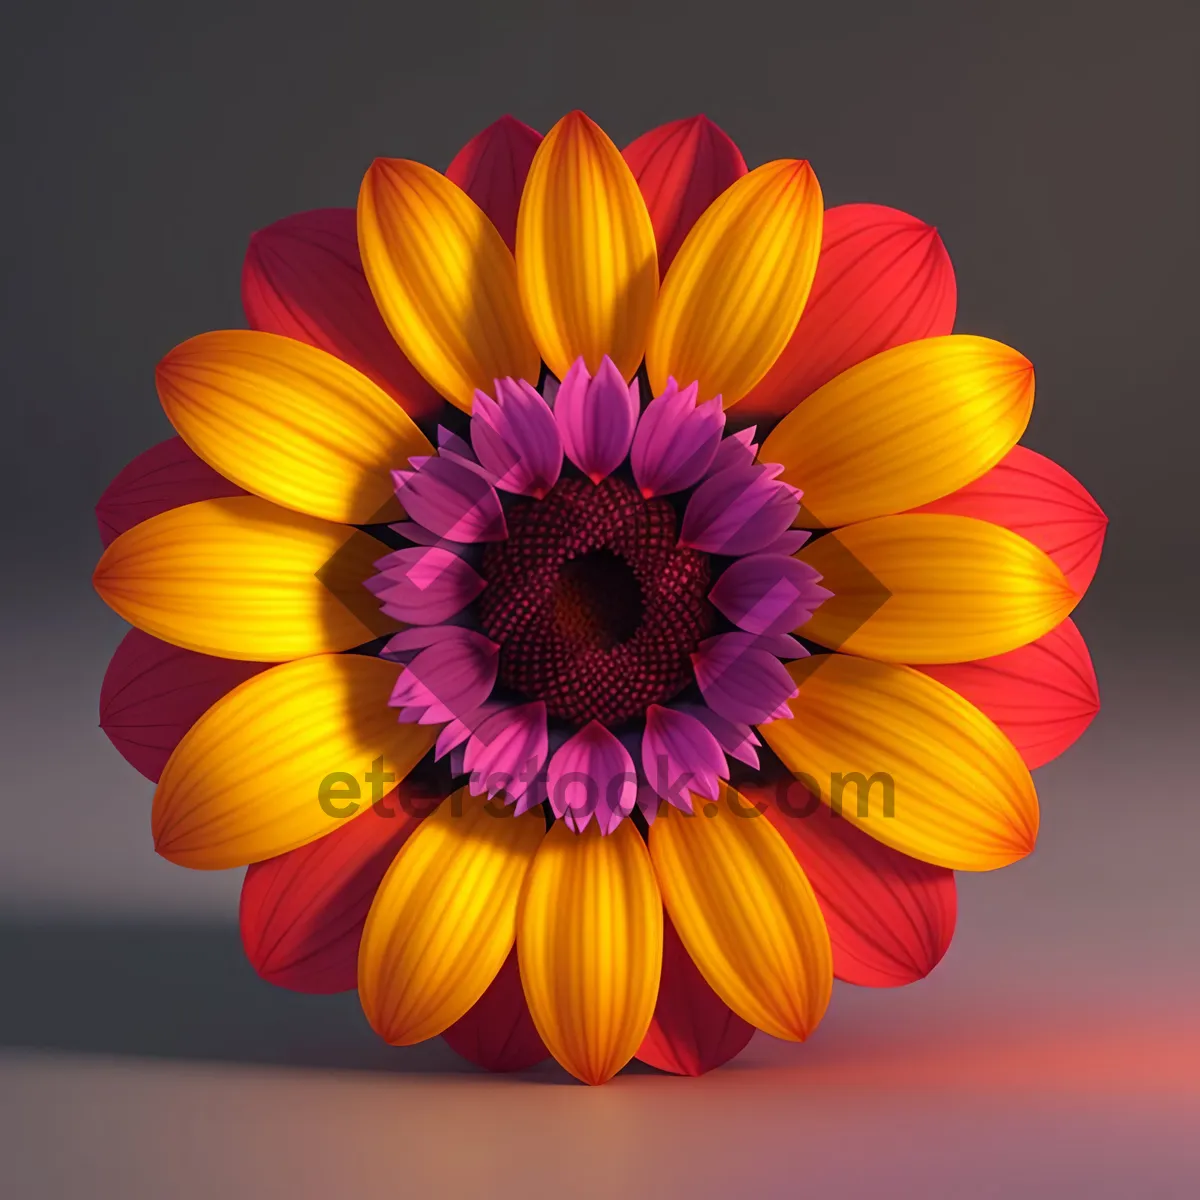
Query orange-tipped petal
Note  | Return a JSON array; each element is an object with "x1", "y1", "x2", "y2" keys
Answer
[
  {"x1": 441, "y1": 948, "x2": 550, "y2": 1072},
  {"x1": 753, "y1": 782, "x2": 957, "y2": 987},
  {"x1": 760, "y1": 654, "x2": 1039, "y2": 871},
  {"x1": 239, "y1": 779, "x2": 440, "y2": 994},
  {"x1": 446, "y1": 115, "x2": 542, "y2": 252},
  {"x1": 516, "y1": 111, "x2": 659, "y2": 381},
  {"x1": 635, "y1": 910, "x2": 754, "y2": 1076},
  {"x1": 152, "y1": 655, "x2": 434, "y2": 870},
  {"x1": 92, "y1": 495, "x2": 395, "y2": 661},
  {"x1": 517, "y1": 819, "x2": 662, "y2": 1085},
  {"x1": 912, "y1": 445, "x2": 1107, "y2": 596},
  {"x1": 762, "y1": 335, "x2": 1035, "y2": 528},
  {"x1": 95, "y1": 437, "x2": 246, "y2": 547},
  {"x1": 157, "y1": 330, "x2": 432, "y2": 524},
  {"x1": 359, "y1": 791, "x2": 545, "y2": 1046},
  {"x1": 241, "y1": 207, "x2": 445, "y2": 424},
  {"x1": 648, "y1": 783, "x2": 832, "y2": 1042},
  {"x1": 918, "y1": 618, "x2": 1100, "y2": 769},
  {"x1": 100, "y1": 628, "x2": 269, "y2": 782},
  {"x1": 622, "y1": 115, "x2": 747, "y2": 275},
  {"x1": 645, "y1": 159, "x2": 823, "y2": 408},
  {"x1": 739, "y1": 203, "x2": 956, "y2": 420},
  {"x1": 358, "y1": 158, "x2": 540, "y2": 411},
  {"x1": 797, "y1": 512, "x2": 1078, "y2": 663}
]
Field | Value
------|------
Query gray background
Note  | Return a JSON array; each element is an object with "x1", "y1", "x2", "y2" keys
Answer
[{"x1": 2, "y1": 0, "x2": 1198, "y2": 1195}]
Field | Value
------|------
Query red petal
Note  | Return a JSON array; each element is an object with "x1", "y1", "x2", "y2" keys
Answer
[
  {"x1": 445, "y1": 115, "x2": 542, "y2": 252},
  {"x1": 755, "y1": 784, "x2": 957, "y2": 987},
  {"x1": 622, "y1": 115, "x2": 747, "y2": 275},
  {"x1": 442, "y1": 947, "x2": 549, "y2": 1072},
  {"x1": 100, "y1": 628, "x2": 268, "y2": 781},
  {"x1": 918, "y1": 618, "x2": 1100, "y2": 770},
  {"x1": 739, "y1": 203, "x2": 956, "y2": 420},
  {"x1": 635, "y1": 910, "x2": 754, "y2": 1075},
  {"x1": 95, "y1": 436, "x2": 245, "y2": 547},
  {"x1": 239, "y1": 784, "x2": 439, "y2": 995},
  {"x1": 241, "y1": 208, "x2": 444, "y2": 424},
  {"x1": 912, "y1": 445, "x2": 1108, "y2": 597}
]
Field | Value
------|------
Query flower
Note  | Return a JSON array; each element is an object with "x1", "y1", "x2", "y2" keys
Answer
[{"x1": 94, "y1": 112, "x2": 1107, "y2": 1084}]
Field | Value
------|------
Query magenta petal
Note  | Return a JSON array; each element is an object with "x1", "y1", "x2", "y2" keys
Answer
[
  {"x1": 642, "y1": 705, "x2": 726, "y2": 810},
  {"x1": 434, "y1": 426, "x2": 491, "y2": 478},
  {"x1": 676, "y1": 702, "x2": 761, "y2": 769},
  {"x1": 547, "y1": 721, "x2": 637, "y2": 834},
  {"x1": 435, "y1": 708, "x2": 482, "y2": 760},
  {"x1": 691, "y1": 633, "x2": 800, "y2": 725},
  {"x1": 380, "y1": 624, "x2": 468, "y2": 663},
  {"x1": 471, "y1": 379, "x2": 563, "y2": 497},
  {"x1": 366, "y1": 546, "x2": 486, "y2": 625},
  {"x1": 631, "y1": 380, "x2": 725, "y2": 497},
  {"x1": 709, "y1": 554, "x2": 832, "y2": 636},
  {"x1": 707, "y1": 427, "x2": 760, "y2": 476},
  {"x1": 387, "y1": 521, "x2": 447, "y2": 547},
  {"x1": 554, "y1": 356, "x2": 639, "y2": 483},
  {"x1": 392, "y1": 457, "x2": 507, "y2": 543},
  {"x1": 388, "y1": 629, "x2": 499, "y2": 724},
  {"x1": 464, "y1": 702, "x2": 549, "y2": 803},
  {"x1": 757, "y1": 528, "x2": 813, "y2": 556},
  {"x1": 680, "y1": 462, "x2": 800, "y2": 555}
]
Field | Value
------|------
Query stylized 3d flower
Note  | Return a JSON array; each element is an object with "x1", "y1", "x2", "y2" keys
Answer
[{"x1": 94, "y1": 112, "x2": 1106, "y2": 1084}]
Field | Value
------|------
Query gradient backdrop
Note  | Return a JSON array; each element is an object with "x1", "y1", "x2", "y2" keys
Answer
[{"x1": 2, "y1": 0, "x2": 1198, "y2": 1195}]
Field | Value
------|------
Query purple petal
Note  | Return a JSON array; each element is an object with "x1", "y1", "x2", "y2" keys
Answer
[
  {"x1": 691, "y1": 632, "x2": 800, "y2": 725},
  {"x1": 434, "y1": 701, "x2": 498, "y2": 760},
  {"x1": 676, "y1": 702, "x2": 761, "y2": 769},
  {"x1": 554, "y1": 355, "x2": 639, "y2": 483},
  {"x1": 680, "y1": 462, "x2": 800, "y2": 555},
  {"x1": 757, "y1": 528, "x2": 813, "y2": 556},
  {"x1": 366, "y1": 546, "x2": 486, "y2": 624},
  {"x1": 388, "y1": 521, "x2": 450, "y2": 547},
  {"x1": 380, "y1": 623, "x2": 470, "y2": 664},
  {"x1": 708, "y1": 554, "x2": 832, "y2": 636},
  {"x1": 630, "y1": 379, "x2": 725, "y2": 497},
  {"x1": 755, "y1": 633, "x2": 809, "y2": 660},
  {"x1": 471, "y1": 378, "x2": 563, "y2": 498},
  {"x1": 463, "y1": 701, "x2": 548, "y2": 804},
  {"x1": 708, "y1": 426, "x2": 760, "y2": 475},
  {"x1": 392, "y1": 456, "x2": 507, "y2": 543},
  {"x1": 388, "y1": 628, "x2": 499, "y2": 724},
  {"x1": 434, "y1": 426, "x2": 490, "y2": 477},
  {"x1": 642, "y1": 705, "x2": 727, "y2": 810},
  {"x1": 547, "y1": 720, "x2": 637, "y2": 834}
]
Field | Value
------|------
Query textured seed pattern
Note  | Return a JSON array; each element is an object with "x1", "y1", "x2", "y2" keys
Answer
[{"x1": 478, "y1": 476, "x2": 714, "y2": 724}]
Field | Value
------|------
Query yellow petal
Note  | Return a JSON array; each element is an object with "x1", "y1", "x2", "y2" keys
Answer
[
  {"x1": 517, "y1": 819, "x2": 662, "y2": 1085},
  {"x1": 648, "y1": 783, "x2": 832, "y2": 1041},
  {"x1": 358, "y1": 790, "x2": 545, "y2": 1045},
  {"x1": 515, "y1": 111, "x2": 659, "y2": 382},
  {"x1": 358, "y1": 158, "x2": 541, "y2": 411},
  {"x1": 760, "y1": 654, "x2": 1038, "y2": 870},
  {"x1": 153, "y1": 654, "x2": 434, "y2": 869},
  {"x1": 645, "y1": 160, "x2": 823, "y2": 408},
  {"x1": 797, "y1": 513, "x2": 1078, "y2": 663},
  {"x1": 157, "y1": 329, "x2": 432, "y2": 524},
  {"x1": 762, "y1": 335, "x2": 1035, "y2": 528},
  {"x1": 92, "y1": 495, "x2": 395, "y2": 661}
]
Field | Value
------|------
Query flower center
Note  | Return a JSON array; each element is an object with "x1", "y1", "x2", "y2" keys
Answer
[
  {"x1": 553, "y1": 549, "x2": 643, "y2": 650},
  {"x1": 477, "y1": 476, "x2": 715, "y2": 725}
]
